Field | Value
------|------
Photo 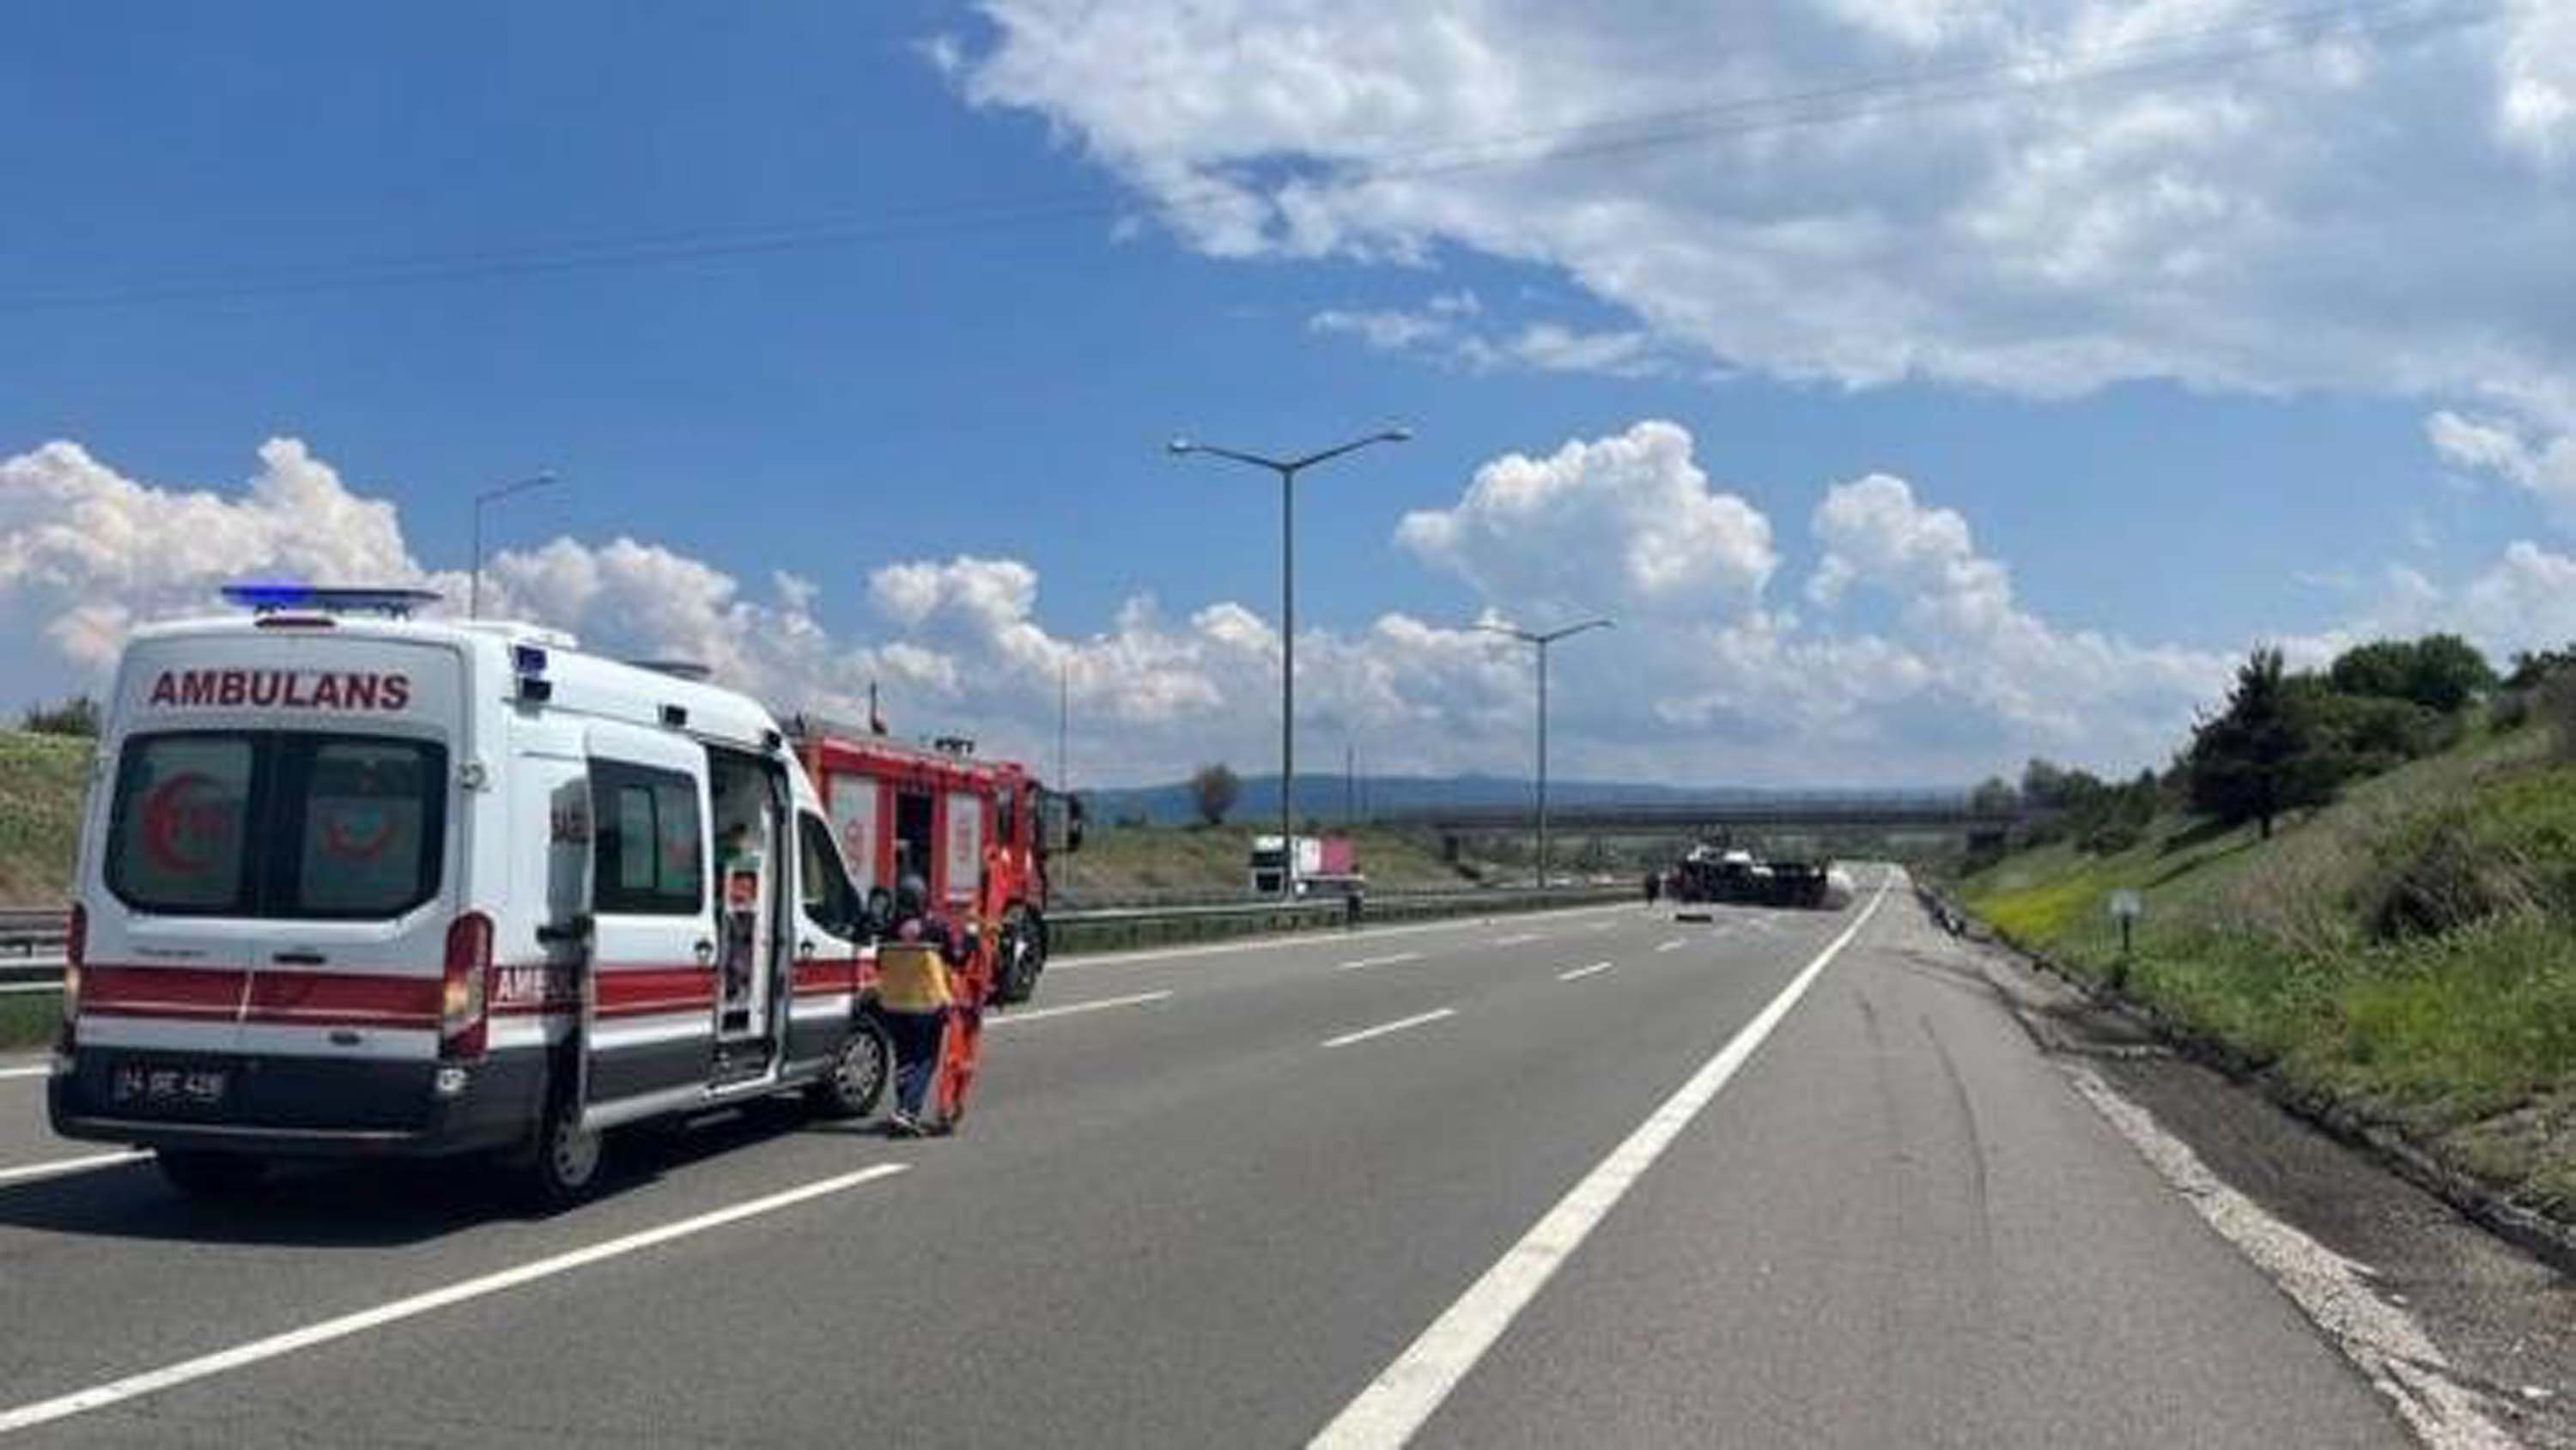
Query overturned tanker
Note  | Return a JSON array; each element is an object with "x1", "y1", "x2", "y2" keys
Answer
[{"x1": 1668, "y1": 845, "x2": 1842, "y2": 909}]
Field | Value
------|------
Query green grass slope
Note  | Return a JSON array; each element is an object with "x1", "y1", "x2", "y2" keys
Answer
[
  {"x1": 1956, "y1": 723, "x2": 2576, "y2": 1216},
  {"x1": 1055, "y1": 822, "x2": 1475, "y2": 902},
  {"x1": 0, "y1": 730, "x2": 88, "y2": 907}
]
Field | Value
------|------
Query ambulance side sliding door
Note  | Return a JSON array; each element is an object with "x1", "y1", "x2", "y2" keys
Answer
[{"x1": 582, "y1": 721, "x2": 714, "y2": 1107}]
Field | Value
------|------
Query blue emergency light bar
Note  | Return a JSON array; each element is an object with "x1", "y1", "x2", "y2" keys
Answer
[{"x1": 222, "y1": 584, "x2": 444, "y2": 618}]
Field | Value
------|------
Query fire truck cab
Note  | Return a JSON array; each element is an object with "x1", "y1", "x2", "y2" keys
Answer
[{"x1": 786, "y1": 719, "x2": 1078, "y2": 1006}]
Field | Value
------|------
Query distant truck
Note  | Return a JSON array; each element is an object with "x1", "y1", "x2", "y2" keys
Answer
[{"x1": 1249, "y1": 834, "x2": 1363, "y2": 897}]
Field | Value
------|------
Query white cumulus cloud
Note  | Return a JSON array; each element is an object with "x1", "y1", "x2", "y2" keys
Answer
[
  {"x1": 1397, "y1": 419, "x2": 1777, "y2": 618},
  {"x1": 950, "y1": 0, "x2": 2576, "y2": 422},
  {"x1": 21, "y1": 427, "x2": 2576, "y2": 786}
]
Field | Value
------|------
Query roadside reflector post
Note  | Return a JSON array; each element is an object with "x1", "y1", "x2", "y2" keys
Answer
[{"x1": 2107, "y1": 889, "x2": 2143, "y2": 989}]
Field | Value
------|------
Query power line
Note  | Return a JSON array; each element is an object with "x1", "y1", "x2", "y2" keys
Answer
[{"x1": 0, "y1": 0, "x2": 2494, "y2": 315}]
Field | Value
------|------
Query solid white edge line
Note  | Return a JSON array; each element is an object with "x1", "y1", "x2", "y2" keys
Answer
[
  {"x1": 1555, "y1": 962, "x2": 1613, "y2": 982},
  {"x1": 1335, "y1": 952, "x2": 1425, "y2": 973},
  {"x1": 989, "y1": 990, "x2": 1172, "y2": 1025},
  {"x1": 2063, "y1": 1065, "x2": 2515, "y2": 1450},
  {"x1": 1309, "y1": 879, "x2": 1893, "y2": 1449},
  {"x1": 1321, "y1": 1008, "x2": 1457, "y2": 1050},
  {"x1": 0, "y1": 1065, "x2": 55, "y2": 1078},
  {"x1": 0, "y1": 1150, "x2": 149, "y2": 1188},
  {"x1": 0, "y1": 1162, "x2": 911, "y2": 1437},
  {"x1": 0, "y1": 983, "x2": 63, "y2": 997}
]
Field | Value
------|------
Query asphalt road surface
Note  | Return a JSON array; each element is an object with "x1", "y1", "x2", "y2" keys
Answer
[{"x1": 0, "y1": 871, "x2": 2417, "y2": 1447}]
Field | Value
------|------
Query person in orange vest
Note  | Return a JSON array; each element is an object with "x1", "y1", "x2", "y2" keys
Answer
[{"x1": 877, "y1": 874, "x2": 972, "y2": 1137}]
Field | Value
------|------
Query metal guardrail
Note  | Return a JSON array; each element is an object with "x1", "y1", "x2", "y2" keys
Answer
[
  {"x1": 0, "y1": 888, "x2": 1629, "y2": 989},
  {"x1": 1052, "y1": 884, "x2": 1631, "y2": 954},
  {"x1": 1, "y1": 908, "x2": 65, "y2": 958}
]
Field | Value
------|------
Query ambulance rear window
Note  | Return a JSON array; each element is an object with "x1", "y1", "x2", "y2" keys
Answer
[
  {"x1": 106, "y1": 735, "x2": 255, "y2": 913},
  {"x1": 106, "y1": 731, "x2": 447, "y2": 919}
]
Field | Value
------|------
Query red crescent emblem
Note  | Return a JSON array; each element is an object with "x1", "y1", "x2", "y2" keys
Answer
[
  {"x1": 140, "y1": 773, "x2": 217, "y2": 875},
  {"x1": 320, "y1": 809, "x2": 396, "y2": 860}
]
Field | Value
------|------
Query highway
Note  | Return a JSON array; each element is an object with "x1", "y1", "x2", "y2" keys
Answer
[{"x1": 0, "y1": 871, "x2": 2414, "y2": 1447}]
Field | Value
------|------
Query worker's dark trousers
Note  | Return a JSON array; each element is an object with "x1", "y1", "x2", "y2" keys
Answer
[{"x1": 886, "y1": 1009, "x2": 948, "y2": 1117}]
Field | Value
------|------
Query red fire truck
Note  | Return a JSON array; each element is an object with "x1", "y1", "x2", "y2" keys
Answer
[{"x1": 784, "y1": 716, "x2": 1079, "y2": 1006}]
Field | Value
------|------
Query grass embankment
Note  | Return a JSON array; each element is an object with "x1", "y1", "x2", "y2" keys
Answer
[
  {"x1": 0, "y1": 730, "x2": 86, "y2": 907},
  {"x1": 1054, "y1": 822, "x2": 1476, "y2": 903},
  {"x1": 1957, "y1": 724, "x2": 2576, "y2": 1216}
]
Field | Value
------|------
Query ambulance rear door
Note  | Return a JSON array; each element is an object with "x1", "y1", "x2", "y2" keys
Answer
[{"x1": 86, "y1": 632, "x2": 465, "y2": 1109}]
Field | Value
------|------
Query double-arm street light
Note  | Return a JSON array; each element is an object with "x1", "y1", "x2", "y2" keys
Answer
[
  {"x1": 1476, "y1": 617, "x2": 1614, "y2": 888},
  {"x1": 469, "y1": 470, "x2": 562, "y2": 619},
  {"x1": 1169, "y1": 428, "x2": 1413, "y2": 898}
]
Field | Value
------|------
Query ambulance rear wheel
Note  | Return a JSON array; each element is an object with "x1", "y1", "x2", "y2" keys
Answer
[
  {"x1": 809, "y1": 1016, "x2": 891, "y2": 1119},
  {"x1": 156, "y1": 1150, "x2": 266, "y2": 1198},
  {"x1": 520, "y1": 1095, "x2": 604, "y2": 1210}
]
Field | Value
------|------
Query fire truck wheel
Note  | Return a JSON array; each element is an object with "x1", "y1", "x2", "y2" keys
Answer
[
  {"x1": 996, "y1": 912, "x2": 1042, "y2": 1004},
  {"x1": 519, "y1": 1094, "x2": 605, "y2": 1210},
  {"x1": 809, "y1": 1015, "x2": 892, "y2": 1119},
  {"x1": 155, "y1": 1149, "x2": 266, "y2": 1197}
]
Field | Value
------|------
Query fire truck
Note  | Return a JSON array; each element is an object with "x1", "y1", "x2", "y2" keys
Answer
[{"x1": 784, "y1": 717, "x2": 1080, "y2": 1006}]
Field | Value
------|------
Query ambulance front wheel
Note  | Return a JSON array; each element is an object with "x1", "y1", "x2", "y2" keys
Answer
[
  {"x1": 519, "y1": 1095, "x2": 604, "y2": 1210},
  {"x1": 156, "y1": 1149, "x2": 266, "y2": 1198},
  {"x1": 809, "y1": 1015, "x2": 892, "y2": 1119}
]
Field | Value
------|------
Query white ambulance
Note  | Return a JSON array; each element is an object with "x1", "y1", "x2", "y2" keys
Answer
[{"x1": 49, "y1": 586, "x2": 893, "y2": 1204}]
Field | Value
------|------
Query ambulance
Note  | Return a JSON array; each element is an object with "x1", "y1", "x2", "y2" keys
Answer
[{"x1": 48, "y1": 586, "x2": 891, "y2": 1205}]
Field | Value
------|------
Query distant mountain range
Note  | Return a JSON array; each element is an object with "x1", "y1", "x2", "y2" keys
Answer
[{"x1": 1076, "y1": 773, "x2": 1941, "y2": 828}]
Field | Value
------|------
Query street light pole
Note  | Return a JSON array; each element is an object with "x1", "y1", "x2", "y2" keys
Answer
[
  {"x1": 1169, "y1": 428, "x2": 1412, "y2": 898},
  {"x1": 470, "y1": 470, "x2": 562, "y2": 619},
  {"x1": 1475, "y1": 617, "x2": 1613, "y2": 888}
]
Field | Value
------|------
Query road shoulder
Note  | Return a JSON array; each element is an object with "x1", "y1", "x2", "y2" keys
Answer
[{"x1": 1953, "y1": 913, "x2": 2574, "y2": 1449}]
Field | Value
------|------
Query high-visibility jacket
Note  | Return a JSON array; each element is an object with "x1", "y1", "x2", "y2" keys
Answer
[{"x1": 877, "y1": 941, "x2": 955, "y2": 1012}]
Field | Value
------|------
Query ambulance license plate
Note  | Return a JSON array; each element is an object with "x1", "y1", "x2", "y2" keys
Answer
[{"x1": 111, "y1": 1062, "x2": 229, "y2": 1108}]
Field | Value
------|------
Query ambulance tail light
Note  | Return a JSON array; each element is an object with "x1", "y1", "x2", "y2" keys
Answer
[
  {"x1": 54, "y1": 903, "x2": 85, "y2": 1054},
  {"x1": 440, "y1": 912, "x2": 493, "y2": 1060}
]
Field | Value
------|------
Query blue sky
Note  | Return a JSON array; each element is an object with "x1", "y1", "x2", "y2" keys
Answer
[{"x1": 6, "y1": 1, "x2": 2576, "y2": 786}]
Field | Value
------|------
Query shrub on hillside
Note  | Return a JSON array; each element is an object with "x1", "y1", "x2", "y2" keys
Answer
[
  {"x1": 2543, "y1": 672, "x2": 2576, "y2": 763},
  {"x1": 2354, "y1": 809, "x2": 2542, "y2": 942},
  {"x1": 2492, "y1": 688, "x2": 2533, "y2": 732},
  {"x1": 2326, "y1": 634, "x2": 2496, "y2": 713},
  {"x1": 19, "y1": 696, "x2": 98, "y2": 737},
  {"x1": 2310, "y1": 692, "x2": 2454, "y2": 776}
]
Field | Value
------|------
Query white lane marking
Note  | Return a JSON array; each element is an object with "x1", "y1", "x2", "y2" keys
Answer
[
  {"x1": 0, "y1": 982, "x2": 63, "y2": 996},
  {"x1": 2064, "y1": 1066, "x2": 2513, "y2": 1450},
  {"x1": 990, "y1": 990, "x2": 1172, "y2": 1025},
  {"x1": 1556, "y1": 962, "x2": 1612, "y2": 983},
  {"x1": 1321, "y1": 1008, "x2": 1457, "y2": 1050},
  {"x1": 1336, "y1": 952, "x2": 1425, "y2": 973},
  {"x1": 0, "y1": 1065, "x2": 54, "y2": 1079},
  {"x1": 1488, "y1": 933, "x2": 1540, "y2": 947},
  {"x1": 1310, "y1": 880, "x2": 1891, "y2": 1449},
  {"x1": 1054, "y1": 902, "x2": 1631, "y2": 971},
  {"x1": 1653, "y1": 938, "x2": 1686, "y2": 954},
  {"x1": 0, "y1": 1162, "x2": 910, "y2": 1437},
  {"x1": 0, "y1": 1150, "x2": 149, "y2": 1187}
]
